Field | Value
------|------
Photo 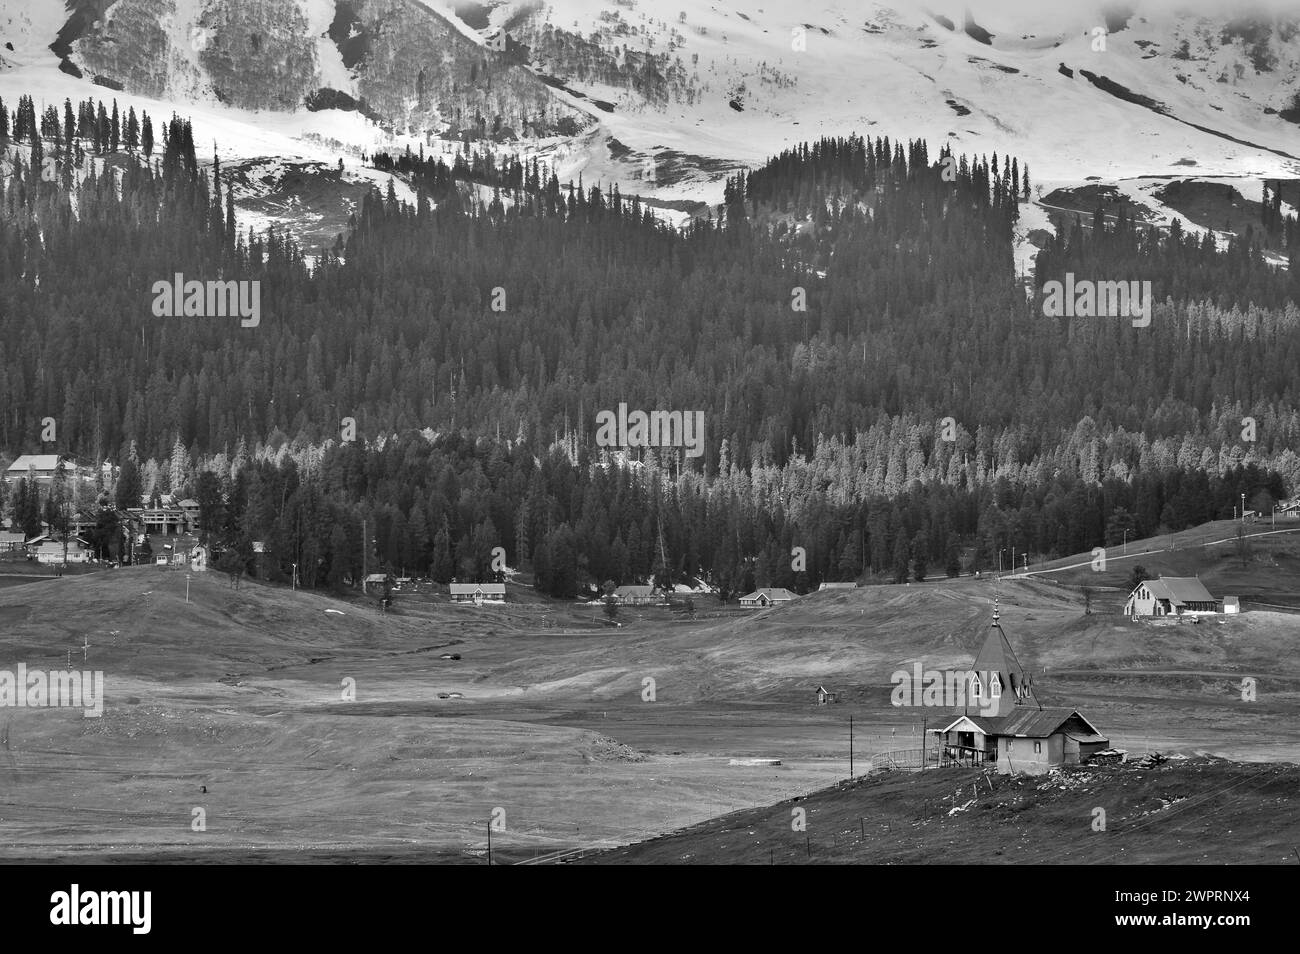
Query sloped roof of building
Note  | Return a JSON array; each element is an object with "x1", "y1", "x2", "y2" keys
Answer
[
  {"x1": 364, "y1": 573, "x2": 391, "y2": 583},
  {"x1": 5, "y1": 454, "x2": 64, "y2": 473},
  {"x1": 1137, "y1": 576, "x2": 1217, "y2": 605},
  {"x1": 742, "y1": 588, "x2": 797, "y2": 600},
  {"x1": 25, "y1": 532, "x2": 91, "y2": 547},
  {"x1": 613, "y1": 585, "x2": 657, "y2": 596},
  {"x1": 940, "y1": 707, "x2": 1104, "y2": 740},
  {"x1": 450, "y1": 582, "x2": 505, "y2": 594}
]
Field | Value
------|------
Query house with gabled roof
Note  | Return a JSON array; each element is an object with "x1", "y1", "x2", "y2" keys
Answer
[
  {"x1": 0, "y1": 528, "x2": 28, "y2": 554},
  {"x1": 24, "y1": 532, "x2": 95, "y2": 564},
  {"x1": 612, "y1": 584, "x2": 659, "y2": 605},
  {"x1": 739, "y1": 587, "x2": 797, "y2": 607},
  {"x1": 934, "y1": 601, "x2": 1109, "y2": 775},
  {"x1": 1124, "y1": 576, "x2": 1219, "y2": 617},
  {"x1": 449, "y1": 582, "x2": 506, "y2": 604},
  {"x1": 3, "y1": 454, "x2": 70, "y2": 485}
]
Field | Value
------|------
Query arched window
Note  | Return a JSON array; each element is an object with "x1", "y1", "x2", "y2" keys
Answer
[
  {"x1": 990, "y1": 673, "x2": 1002, "y2": 698},
  {"x1": 970, "y1": 673, "x2": 982, "y2": 699}
]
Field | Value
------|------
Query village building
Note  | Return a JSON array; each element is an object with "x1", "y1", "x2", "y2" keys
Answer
[
  {"x1": 1124, "y1": 576, "x2": 1219, "y2": 617},
  {"x1": 1223, "y1": 596, "x2": 1240, "y2": 615},
  {"x1": 178, "y1": 499, "x2": 201, "y2": 528},
  {"x1": 449, "y1": 582, "x2": 506, "y2": 604},
  {"x1": 933, "y1": 602, "x2": 1110, "y2": 775},
  {"x1": 738, "y1": 587, "x2": 797, "y2": 607},
  {"x1": 24, "y1": 532, "x2": 94, "y2": 564},
  {"x1": 362, "y1": 573, "x2": 392, "y2": 596},
  {"x1": 815, "y1": 685, "x2": 838, "y2": 705},
  {"x1": 612, "y1": 584, "x2": 659, "y2": 605},
  {"x1": 133, "y1": 506, "x2": 190, "y2": 537},
  {"x1": 818, "y1": 582, "x2": 857, "y2": 590},
  {"x1": 0, "y1": 528, "x2": 28, "y2": 554},
  {"x1": 3, "y1": 454, "x2": 76, "y2": 486}
]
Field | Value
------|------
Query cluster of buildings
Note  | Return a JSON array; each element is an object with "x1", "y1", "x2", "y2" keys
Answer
[
  {"x1": 606, "y1": 583, "x2": 858, "y2": 607},
  {"x1": 2, "y1": 455, "x2": 204, "y2": 566}
]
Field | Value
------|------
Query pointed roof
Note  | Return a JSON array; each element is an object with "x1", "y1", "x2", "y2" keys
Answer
[
  {"x1": 1131, "y1": 576, "x2": 1216, "y2": 606},
  {"x1": 970, "y1": 599, "x2": 1038, "y2": 716}
]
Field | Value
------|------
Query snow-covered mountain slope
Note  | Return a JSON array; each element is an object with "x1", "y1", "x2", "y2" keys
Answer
[
  {"x1": 1, "y1": 0, "x2": 1296, "y2": 245},
  {"x1": 474, "y1": 0, "x2": 1300, "y2": 189}
]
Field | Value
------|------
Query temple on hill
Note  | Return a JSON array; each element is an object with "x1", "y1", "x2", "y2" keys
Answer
[{"x1": 932, "y1": 600, "x2": 1110, "y2": 775}]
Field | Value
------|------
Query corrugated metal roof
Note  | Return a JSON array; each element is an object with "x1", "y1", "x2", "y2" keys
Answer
[
  {"x1": 1138, "y1": 576, "x2": 1216, "y2": 605},
  {"x1": 941, "y1": 707, "x2": 1104, "y2": 739},
  {"x1": 450, "y1": 582, "x2": 505, "y2": 593},
  {"x1": 997, "y1": 707, "x2": 1085, "y2": 737}
]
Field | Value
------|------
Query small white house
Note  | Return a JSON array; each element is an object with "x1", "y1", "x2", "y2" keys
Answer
[
  {"x1": 1223, "y1": 596, "x2": 1240, "y2": 615},
  {"x1": 1124, "y1": 576, "x2": 1219, "y2": 617},
  {"x1": 26, "y1": 533, "x2": 94, "y2": 564},
  {"x1": 739, "y1": 588, "x2": 797, "y2": 607},
  {"x1": 819, "y1": 582, "x2": 857, "y2": 591},
  {"x1": 449, "y1": 582, "x2": 506, "y2": 604}
]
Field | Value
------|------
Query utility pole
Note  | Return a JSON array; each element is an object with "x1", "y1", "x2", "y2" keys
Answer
[
  {"x1": 487, "y1": 821, "x2": 492, "y2": 866},
  {"x1": 362, "y1": 516, "x2": 367, "y2": 582},
  {"x1": 849, "y1": 715, "x2": 854, "y2": 778}
]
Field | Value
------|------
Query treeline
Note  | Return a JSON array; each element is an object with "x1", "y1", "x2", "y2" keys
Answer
[
  {"x1": 370, "y1": 146, "x2": 557, "y2": 205},
  {"x1": 29, "y1": 433, "x2": 1278, "y2": 598},
  {"x1": 2, "y1": 100, "x2": 1299, "y2": 594},
  {"x1": 1036, "y1": 198, "x2": 1300, "y2": 311}
]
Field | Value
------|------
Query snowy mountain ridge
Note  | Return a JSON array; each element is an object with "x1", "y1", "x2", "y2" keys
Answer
[{"x1": 1, "y1": 0, "x2": 1296, "y2": 248}]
